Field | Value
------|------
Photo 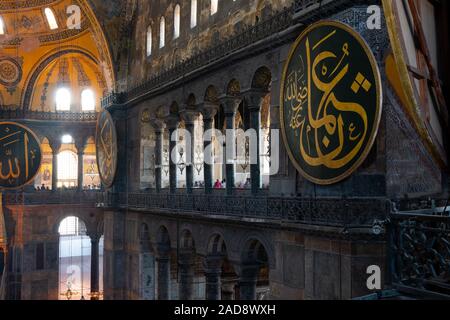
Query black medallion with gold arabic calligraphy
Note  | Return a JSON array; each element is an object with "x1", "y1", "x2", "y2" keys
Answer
[
  {"x1": 96, "y1": 109, "x2": 118, "y2": 188},
  {"x1": 280, "y1": 21, "x2": 382, "y2": 185},
  {"x1": 0, "y1": 122, "x2": 42, "y2": 189}
]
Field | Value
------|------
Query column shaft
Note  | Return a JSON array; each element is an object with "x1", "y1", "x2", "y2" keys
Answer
[
  {"x1": 249, "y1": 107, "x2": 261, "y2": 195},
  {"x1": 157, "y1": 257, "x2": 170, "y2": 300},
  {"x1": 169, "y1": 127, "x2": 178, "y2": 194},
  {"x1": 185, "y1": 122, "x2": 195, "y2": 194},
  {"x1": 77, "y1": 152, "x2": 84, "y2": 191},
  {"x1": 178, "y1": 256, "x2": 195, "y2": 300},
  {"x1": 203, "y1": 118, "x2": 214, "y2": 194},
  {"x1": 155, "y1": 130, "x2": 163, "y2": 192},
  {"x1": 225, "y1": 113, "x2": 236, "y2": 196},
  {"x1": 90, "y1": 238, "x2": 100, "y2": 299}
]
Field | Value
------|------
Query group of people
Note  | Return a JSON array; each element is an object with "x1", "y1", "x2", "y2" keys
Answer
[
  {"x1": 213, "y1": 178, "x2": 252, "y2": 189},
  {"x1": 34, "y1": 184, "x2": 101, "y2": 191}
]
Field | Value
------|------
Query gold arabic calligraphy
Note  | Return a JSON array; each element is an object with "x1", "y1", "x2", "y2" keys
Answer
[
  {"x1": 0, "y1": 125, "x2": 38, "y2": 186},
  {"x1": 285, "y1": 29, "x2": 369, "y2": 170}
]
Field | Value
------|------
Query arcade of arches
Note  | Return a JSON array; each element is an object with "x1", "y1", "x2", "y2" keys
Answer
[{"x1": 1, "y1": 0, "x2": 450, "y2": 301}]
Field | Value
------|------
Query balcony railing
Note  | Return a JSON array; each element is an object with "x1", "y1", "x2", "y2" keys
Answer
[
  {"x1": 0, "y1": 110, "x2": 98, "y2": 122},
  {"x1": 4, "y1": 191, "x2": 102, "y2": 206},
  {"x1": 390, "y1": 208, "x2": 450, "y2": 299},
  {"x1": 99, "y1": 192, "x2": 389, "y2": 228}
]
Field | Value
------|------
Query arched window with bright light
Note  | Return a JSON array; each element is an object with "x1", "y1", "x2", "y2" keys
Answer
[
  {"x1": 146, "y1": 25, "x2": 152, "y2": 56},
  {"x1": 211, "y1": 0, "x2": 218, "y2": 15},
  {"x1": 61, "y1": 134, "x2": 73, "y2": 144},
  {"x1": 56, "y1": 88, "x2": 71, "y2": 111},
  {"x1": 0, "y1": 16, "x2": 5, "y2": 35},
  {"x1": 44, "y1": 8, "x2": 59, "y2": 30},
  {"x1": 57, "y1": 151, "x2": 78, "y2": 188},
  {"x1": 174, "y1": 5, "x2": 181, "y2": 39},
  {"x1": 159, "y1": 17, "x2": 165, "y2": 48},
  {"x1": 81, "y1": 89, "x2": 95, "y2": 111},
  {"x1": 191, "y1": 0, "x2": 197, "y2": 28}
]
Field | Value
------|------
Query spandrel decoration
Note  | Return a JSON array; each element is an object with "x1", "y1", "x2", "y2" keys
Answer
[
  {"x1": 280, "y1": 21, "x2": 382, "y2": 185},
  {"x1": 0, "y1": 122, "x2": 42, "y2": 189},
  {"x1": 96, "y1": 109, "x2": 118, "y2": 188}
]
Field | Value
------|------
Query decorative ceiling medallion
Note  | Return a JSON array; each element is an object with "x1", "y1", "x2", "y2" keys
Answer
[
  {"x1": 0, "y1": 122, "x2": 42, "y2": 190},
  {"x1": 280, "y1": 21, "x2": 382, "y2": 185},
  {"x1": 0, "y1": 57, "x2": 23, "y2": 87},
  {"x1": 96, "y1": 109, "x2": 118, "y2": 188}
]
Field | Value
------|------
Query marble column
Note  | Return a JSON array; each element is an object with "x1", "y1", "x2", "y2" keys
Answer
[
  {"x1": 178, "y1": 252, "x2": 195, "y2": 300},
  {"x1": 165, "y1": 117, "x2": 180, "y2": 194},
  {"x1": 221, "y1": 277, "x2": 237, "y2": 300},
  {"x1": 181, "y1": 111, "x2": 199, "y2": 194},
  {"x1": 156, "y1": 247, "x2": 171, "y2": 300},
  {"x1": 204, "y1": 256, "x2": 224, "y2": 300},
  {"x1": 50, "y1": 140, "x2": 61, "y2": 191},
  {"x1": 244, "y1": 90, "x2": 267, "y2": 195},
  {"x1": 201, "y1": 103, "x2": 219, "y2": 194},
  {"x1": 90, "y1": 234, "x2": 100, "y2": 300},
  {"x1": 220, "y1": 96, "x2": 242, "y2": 196},
  {"x1": 151, "y1": 120, "x2": 166, "y2": 193},
  {"x1": 238, "y1": 264, "x2": 260, "y2": 300},
  {"x1": 75, "y1": 139, "x2": 87, "y2": 192}
]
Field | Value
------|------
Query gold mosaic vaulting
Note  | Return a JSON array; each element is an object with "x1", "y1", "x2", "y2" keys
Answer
[{"x1": 0, "y1": 0, "x2": 114, "y2": 110}]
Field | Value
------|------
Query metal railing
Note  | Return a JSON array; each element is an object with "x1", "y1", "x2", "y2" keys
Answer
[
  {"x1": 4, "y1": 191, "x2": 102, "y2": 206},
  {"x1": 390, "y1": 208, "x2": 450, "y2": 299},
  {"x1": 99, "y1": 192, "x2": 389, "y2": 227},
  {"x1": 0, "y1": 110, "x2": 98, "y2": 122}
]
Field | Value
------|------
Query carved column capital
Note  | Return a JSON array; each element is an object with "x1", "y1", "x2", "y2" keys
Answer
[
  {"x1": 243, "y1": 89, "x2": 269, "y2": 112},
  {"x1": 150, "y1": 119, "x2": 166, "y2": 134},
  {"x1": 180, "y1": 110, "x2": 200, "y2": 125},
  {"x1": 220, "y1": 95, "x2": 242, "y2": 115},
  {"x1": 164, "y1": 115, "x2": 180, "y2": 130},
  {"x1": 200, "y1": 102, "x2": 220, "y2": 121}
]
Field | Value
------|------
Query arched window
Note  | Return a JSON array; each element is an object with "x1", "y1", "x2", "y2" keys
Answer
[
  {"x1": 0, "y1": 16, "x2": 5, "y2": 35},
  {"x1": 61, "y1": 134, "x2": 73, "y2": 144},
  {"x1": 146, "y1": 25, "x2": 152, "y2": 56},
  {"x1": 211, "y1": 0, "x2": 219, "y2": 15},
  {"x1": 81, "y1": 89, "x2": 95, "y2": 111},
  {"x1": 174, "y1": 5, "x2": 181, "y2": 39},
  {"x1": 44, "y1": 8, "x2": 59, "y2": 30},
  {"x1": 57, "y1": 151, "x2": 78, "y2": 188},
  {"x1": 159, "y1": 17, "x2": 165, "y2": 48},
  {"x1": 191, "y1": 0, "x2": 197, "y2": 28},
  {"x1": 56, "y1": 88, "x2": 71, "y2": 111}
]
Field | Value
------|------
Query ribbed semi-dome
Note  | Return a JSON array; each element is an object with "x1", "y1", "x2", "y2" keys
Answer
[{"x1": 0, "y1": 0, "x2": 115, "y2": 111}]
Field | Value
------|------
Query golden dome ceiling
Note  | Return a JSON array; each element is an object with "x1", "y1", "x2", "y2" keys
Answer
[{"x1": 0, "y1": 0, "x2": 115, "y2": 111}]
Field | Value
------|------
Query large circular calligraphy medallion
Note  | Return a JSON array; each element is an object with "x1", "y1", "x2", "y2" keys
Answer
[
  {"x1": 280, "y1": 21, "x2": 382, "y2": 185},
  {"x1": 0, "y1": 122, "x2": 42, "y2": 190},
  {"x1": 96, "y1": 109, "x2": 118, "y2": 188}
]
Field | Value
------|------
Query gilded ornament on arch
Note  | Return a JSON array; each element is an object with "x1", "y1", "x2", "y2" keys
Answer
[
  {"x1": 141, "y1": 109, "x2": 151, "y2": 123},
  {"x1": 280, "y1": 21, "x2": 382, "y2": 185},
  {"x1": 0, "y1": 57, "x2": 22, "y2": 87}
]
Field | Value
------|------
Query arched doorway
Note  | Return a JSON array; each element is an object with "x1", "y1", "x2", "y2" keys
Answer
[{"x1": 58, "y1": 216, "x2": 104, "y2": 300}]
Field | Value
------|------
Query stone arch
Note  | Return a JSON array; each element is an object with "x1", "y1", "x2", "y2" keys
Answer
[
  {"x1": 156, "y1": 225, "x2": 171, "y2": 248},
  {"x1": 169, "y1": 101, "x2": 179, "y2": 115},
  {"x1": 238, "y1": 233, "x2": 275, "y2": 268},
  {"x1": 180, "y1": 229, "x2": 195, "y2": 250},
  {"x1": 226, "y1": 79, "x2": 241, "y2": 97},
  {"x1": 207, "y1": 233, "x2": 228, "y2": 255},
  {"x1": 186, "y1": 93, "x2": 196, "y2": 108},
  {"x1": 204, "y1": 85, "x2": 219, "y2": 103},
  {"x1": 251, "y1": 66, "x2": 272, "y2": 92}
]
